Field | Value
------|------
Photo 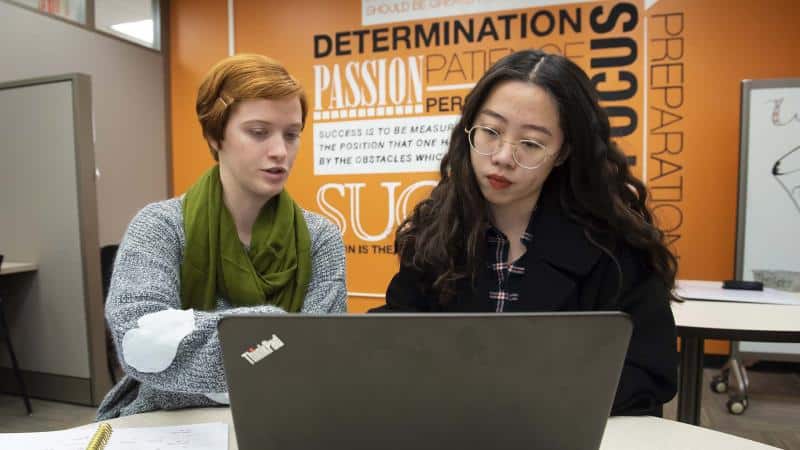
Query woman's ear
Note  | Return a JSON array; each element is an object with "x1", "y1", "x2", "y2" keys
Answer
[{"x1": 209, "y1": 139, "x2": 220, "y2": 152}]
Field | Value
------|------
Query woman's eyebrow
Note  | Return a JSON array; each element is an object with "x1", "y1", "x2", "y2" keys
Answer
[{"x1": 477, "y1": 108, "x2": 552, "y2": 136}]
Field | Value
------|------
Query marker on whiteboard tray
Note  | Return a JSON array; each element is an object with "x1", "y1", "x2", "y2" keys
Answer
[{"x1": 722, "y1": 280, "x2": 763, "y2": 291}]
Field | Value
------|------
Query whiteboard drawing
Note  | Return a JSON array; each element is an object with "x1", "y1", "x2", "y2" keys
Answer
[
  {"x1": 772, "y1": 144, "x2": 800, "y2": 214},
  {"x1": 769, "y1": 98, "x2": 800, "y2": 126}
]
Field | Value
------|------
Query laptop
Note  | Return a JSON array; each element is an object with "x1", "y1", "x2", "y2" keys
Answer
[{"x1": 218, "y1": 312, "x2": 632, "y2": 450}]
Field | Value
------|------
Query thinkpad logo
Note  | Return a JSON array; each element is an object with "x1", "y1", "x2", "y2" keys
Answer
[{"x1": 241, "y1": 334, "x2": 285, "y2": 365}]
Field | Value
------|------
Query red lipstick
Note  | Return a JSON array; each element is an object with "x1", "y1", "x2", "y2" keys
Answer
[{"x1": 487, "y1": 174, "x2": 511, "y2": 190}]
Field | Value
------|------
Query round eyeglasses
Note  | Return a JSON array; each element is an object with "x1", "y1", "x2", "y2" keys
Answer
[{"x1": 465, "y1": 125, "x2": 551, "y2": 170}]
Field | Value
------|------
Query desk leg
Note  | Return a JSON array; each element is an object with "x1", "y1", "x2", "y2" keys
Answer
[{"x1": 678, "y1": 336, "x2": 703, "y2": 425}]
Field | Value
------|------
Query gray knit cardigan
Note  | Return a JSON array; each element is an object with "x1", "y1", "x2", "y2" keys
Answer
[{"x1": 96, "y1": 197, "x2": 347, "y2": 420}]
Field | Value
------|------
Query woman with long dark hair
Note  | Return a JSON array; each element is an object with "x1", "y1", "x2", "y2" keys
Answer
[{"x1": 373, "y1": 49, "x2": 678, "y2": 417}]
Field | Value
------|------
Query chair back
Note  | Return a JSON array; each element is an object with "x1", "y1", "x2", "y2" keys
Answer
[{"x1": 100, "y1": 245, "x2": 119, "y2": 302}]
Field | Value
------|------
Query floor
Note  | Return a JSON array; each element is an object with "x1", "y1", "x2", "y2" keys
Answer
[
  {"x1": 663, "y1": 364, "x2": 800, "y2": 449},
  {"x1": 1, "y1": 367, "x2": 799, "y2": 448}
]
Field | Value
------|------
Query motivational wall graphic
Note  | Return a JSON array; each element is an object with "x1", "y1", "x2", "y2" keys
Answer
[{"x1": 288, "y1": 0, "x2": 648, "y2": 297}]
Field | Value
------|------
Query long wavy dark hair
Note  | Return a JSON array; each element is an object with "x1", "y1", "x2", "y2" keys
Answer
[{"x1": 396, "y1": 49, "x2": 678, "y2": 303}]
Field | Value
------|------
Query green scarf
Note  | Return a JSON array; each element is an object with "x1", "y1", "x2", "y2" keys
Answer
[{"x1": 180, "y1": 165, "x2": 311, "y2": 312}]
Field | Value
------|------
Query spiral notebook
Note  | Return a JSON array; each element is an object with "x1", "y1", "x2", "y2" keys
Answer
[{"x1": 0, "y1": 422, "x2": 227, "y2": 450}]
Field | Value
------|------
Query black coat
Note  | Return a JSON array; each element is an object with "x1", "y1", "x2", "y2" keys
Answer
[{"x1": 371, "y1": 191, "x2": 679, "y2": 417}]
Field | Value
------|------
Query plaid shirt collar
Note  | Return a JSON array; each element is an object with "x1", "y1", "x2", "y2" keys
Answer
[
  {"x1": 485, "y1": 208, "x2": 538, "y2": 312},
  {"x1": 486, "y1": 206, "x2": 538, "y2": 253}
]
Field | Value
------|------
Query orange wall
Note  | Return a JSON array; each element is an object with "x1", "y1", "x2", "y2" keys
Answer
[
  {"x1": 644, "y1": 0, "x2": 800, "y2": 352},
  {"x1": 647, "y1": 0, "x2": 800, "y2": 281},
  {"x1": 168, "y1": 1, "x2": 800, "y2": 351},
  {"x1": 169, "y1": 0, "x2": 228, "y2": 194}
]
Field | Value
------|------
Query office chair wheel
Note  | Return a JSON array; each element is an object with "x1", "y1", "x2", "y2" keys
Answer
[
  {"x1": 710, "y1": 375, "x2": 728, "y2": 394},
  {"x1": 726, "y1": 398, "x2": 747, "y2": 415}
]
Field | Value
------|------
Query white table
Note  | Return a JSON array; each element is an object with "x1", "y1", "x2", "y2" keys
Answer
[
  {"x1": 0, "y1": 261, "x2": 37, "y2": 275},
  {"x1": 672, "y1": 280, "x2": 800, "y2": 425},
  {"x1": 101, "y1": 407, "x2": 778, "y2": 449}
]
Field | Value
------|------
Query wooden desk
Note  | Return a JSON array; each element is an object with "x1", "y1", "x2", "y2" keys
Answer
[
  {"x1": 101, "y1": 408, "x2": 779, "y2": 449},
  {"x1": 0, "y1": 262, "x2": 37, "y2": 276},
  {"x1": 671, "y1": 282, "x2": 800, "y2": 425}
]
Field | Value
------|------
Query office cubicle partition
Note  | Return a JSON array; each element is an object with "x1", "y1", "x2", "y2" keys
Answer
[{"x1": 0, "y1": 74, "x2": 111, "y2": 405}]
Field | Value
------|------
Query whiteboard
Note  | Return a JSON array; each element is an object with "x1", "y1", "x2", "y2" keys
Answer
[{"x1": 736, "y1": 79, "x2": 800, "y2": 358}]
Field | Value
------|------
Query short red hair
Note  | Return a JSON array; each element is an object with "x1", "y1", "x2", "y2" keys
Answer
[{"x1": 196, "y1": 54, "x2": 308, "y2": 161}]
